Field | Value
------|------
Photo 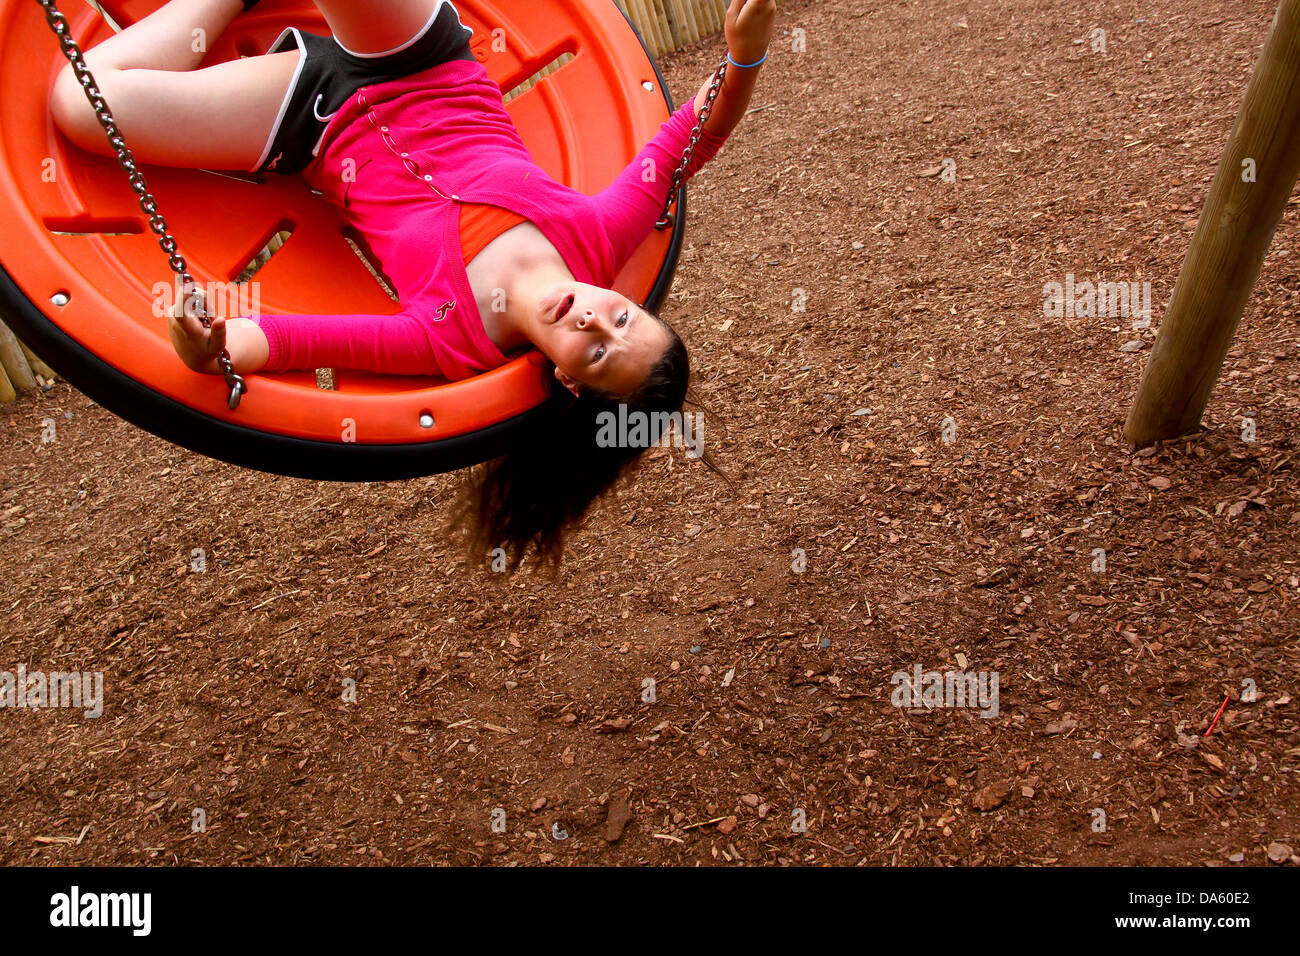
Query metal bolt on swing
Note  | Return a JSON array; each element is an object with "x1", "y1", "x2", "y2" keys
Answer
[
  {"x1": 655, "y1": 55, "x2": 728, "y2": 231},
  {"x1": 36, "y1": 0, "x2": 247, "y2": 410}
]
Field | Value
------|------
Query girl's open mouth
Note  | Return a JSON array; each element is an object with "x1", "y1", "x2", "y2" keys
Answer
[{"x1": 556, "y1": 293, "x2": 575, "y2": 322}]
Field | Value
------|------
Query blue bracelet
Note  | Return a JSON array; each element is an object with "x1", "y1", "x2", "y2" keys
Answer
[{"x1": 727, "y1": 51, "x2": 767, "y2": 69}]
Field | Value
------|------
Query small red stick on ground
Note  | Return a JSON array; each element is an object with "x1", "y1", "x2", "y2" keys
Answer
[{"x1": 1205, "y1": 694, "x2": 1231, "y2": 737}]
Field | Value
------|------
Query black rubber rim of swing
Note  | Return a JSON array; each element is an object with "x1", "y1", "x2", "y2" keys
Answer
[{"x1": 0, "y1": 4, "x2": 685, "y2": 483}]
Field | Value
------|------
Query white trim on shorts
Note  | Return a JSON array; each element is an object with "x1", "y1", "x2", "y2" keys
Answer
[
  {"x1": 332, "y1": 0, "x2": 468, "y2": 59},
  {"x1": 250, "y1": 27, "x2": 308, "y2": 174}
]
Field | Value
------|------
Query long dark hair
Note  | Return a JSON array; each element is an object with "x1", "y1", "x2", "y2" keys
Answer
[{"x1": 450, "y1": 316, "x2": 719, "y2": 572}]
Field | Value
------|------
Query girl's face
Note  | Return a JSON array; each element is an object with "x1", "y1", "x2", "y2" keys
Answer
[{"x1": 535, "y1": 281, "x2": 670, "y2": 397}]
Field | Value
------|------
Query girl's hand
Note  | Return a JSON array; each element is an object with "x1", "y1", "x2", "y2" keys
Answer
[
  {"x1": 168, "y1": 284, "x2": 225, "y2": 374},
  {"x1": 725, "y1": 0, "x2": 777, "y2": 65}
]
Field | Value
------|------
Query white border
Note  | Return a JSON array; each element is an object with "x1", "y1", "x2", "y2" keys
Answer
[{"x1": 250, "y1": 27, "x2": 308, "y2": 173}]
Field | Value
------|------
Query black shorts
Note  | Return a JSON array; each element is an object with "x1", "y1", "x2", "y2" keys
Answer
[{"x1": 253, "y1": 1, "x2": 475, "y2": 176}]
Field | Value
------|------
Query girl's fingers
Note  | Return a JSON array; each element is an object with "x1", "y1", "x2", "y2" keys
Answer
[
  {"x1": 173, "y1": 285, "x2": 228, "y2": 356},
  {"x1": 173, "y1": 305, "x2": 198, "y2": 342},
  {"x1": 209, "y1": 316, "x2": 226, "y2": 355},
  {"x1": 176, "y1": 304, "x2": 222, "y2": 356},
  {"x1": 179, "y1": 306, "x2": 208, "y2": 348},
  {"x1": 734, "y1": 0, "x2": 774, "y2": 31}
]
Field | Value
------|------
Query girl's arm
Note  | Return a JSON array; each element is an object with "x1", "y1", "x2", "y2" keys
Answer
[
  {"x1": 593, "y1": 101, "x2": 732, "y2": 267},
  {"x1": 169, "y1": 302, "x2": 451, "y2": 377},
  {"x1": 691, "y1": 63, "x2": 759, "y2": 141},
  {"x1": 592, "y1": 0, "x2": 776, "y2": 264},
  {"x1": 695, "y1": 0, "x2": 777, "y2": 138}
]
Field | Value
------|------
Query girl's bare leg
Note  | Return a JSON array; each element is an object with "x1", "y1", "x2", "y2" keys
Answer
[
  {"x1": 50, "y1": 0, "x2": 448, "y2": 169},
  {"x1": 70, "y1": 0, "x2": 243, "y2": 72},
  {"x1": 50, "y1": 0, "x2": 298, "y2": 170},
  {"x1": 312, "y1": 0, "x2": 446, "y2": 56}
]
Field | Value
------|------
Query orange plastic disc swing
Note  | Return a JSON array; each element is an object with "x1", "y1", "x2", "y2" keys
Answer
[{"x1": 0, "y1": 0, "x2": 685, "y2": 480}]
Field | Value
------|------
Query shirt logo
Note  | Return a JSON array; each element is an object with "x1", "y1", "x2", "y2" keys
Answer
[{"x1": 433, "y1": 300, "x2": 455, "y2": 321}]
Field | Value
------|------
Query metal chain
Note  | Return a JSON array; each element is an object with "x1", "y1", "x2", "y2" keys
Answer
[
  {"x1": 655, "y1": 55, "x2": 729, "y2": 231},
  {"x1": 36, "y1": 0, "x2": 247, "y2": 409}
]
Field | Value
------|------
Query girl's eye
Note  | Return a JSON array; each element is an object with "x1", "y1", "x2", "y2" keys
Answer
[
  {"x1": 593, "y1": 345, "x2": 605, "y2": 363},
  {"x1": 617, "y1": 311, "x2": 629, "y2": 327}
]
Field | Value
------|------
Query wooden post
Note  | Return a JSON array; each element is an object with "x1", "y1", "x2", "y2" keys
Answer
[
  {"x1": 660, "y1": 0, "x2": 683, "y2": 51},
  {"x1": 1125, "y1": 0, "x2": 1300, "y2": 447},
  {"x1": 650, "y1": 0, "x2": 675, "y2": 56},
  {"x1": 0, "y1": 318, "x2": 36, "y2": 392},
  {"x1": 700, "y1": 0, "x2": 720, "y2": 36},
  {"x1": 683, "y1": 1, "x2": 705, "y2": 47},
  {"x1": 622, "y1": 1, "x2": 729, "y2": 59},
  {"x1": 20, "y1": 340, "x2": 56, "y2": 382},
  {"x1": 0, "y1": 352, "x2": 14, "y2": 404}
]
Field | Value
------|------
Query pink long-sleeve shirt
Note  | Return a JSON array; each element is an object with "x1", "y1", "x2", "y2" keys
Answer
[{"x1": 252, "y1": 56, "x2": 730, "y2": 379}]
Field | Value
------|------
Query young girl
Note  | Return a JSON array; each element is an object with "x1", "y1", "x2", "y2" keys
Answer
[{"x1": 50, "y1": 0, "x2": 774, "y2": 567}]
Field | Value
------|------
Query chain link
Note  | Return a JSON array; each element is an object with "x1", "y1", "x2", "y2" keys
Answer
[
  {"x1": 655, "y1": 55, "x2": 728, "y2": 231},
  {"x1": 37, "y1": 0, "x2": 247, "y2": 409}
]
